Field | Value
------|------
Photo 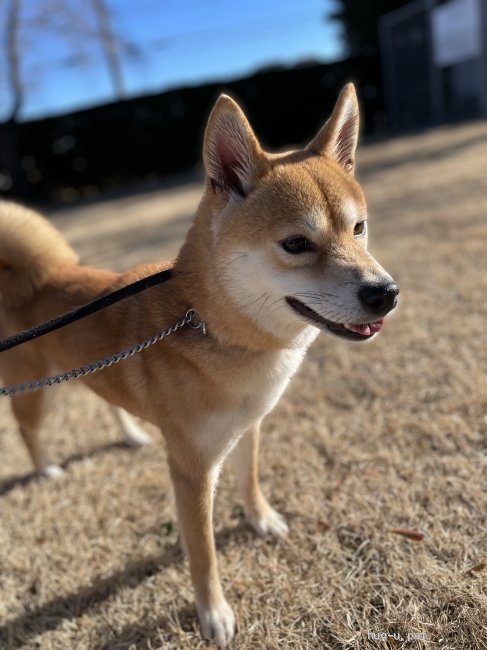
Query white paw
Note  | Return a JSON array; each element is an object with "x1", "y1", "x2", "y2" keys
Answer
[
  {"x1": 197, "y1": 599, "x2": 236, "y2": 647},
  {"x1": 112, "y1": 407, "x2": 153, "y2": 448},
  {"x1": 42, "y1": 463, "x2": 64, "y2": 478},
  {"x1": 248, "y1": 505, "x2": 289, "y2": 538},
  {"x1": 123, "y1": 423, "x2": 153, "y2": 448}
]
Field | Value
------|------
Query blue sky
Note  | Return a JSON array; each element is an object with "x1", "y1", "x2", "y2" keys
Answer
[{"x1": 0, "y1": 0, "x2": 343, "y2": 122}]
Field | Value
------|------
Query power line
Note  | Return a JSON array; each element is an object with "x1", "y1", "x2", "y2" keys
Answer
[
  {"x1": 147, "y1": 14, "x2": 322, "y2": 49},
  {"x1": 1, "y1": 1, "x2": 332, "y2": 118},
  {"x1": 17, "y1": 14, "x2": 324, "y2": 76}
]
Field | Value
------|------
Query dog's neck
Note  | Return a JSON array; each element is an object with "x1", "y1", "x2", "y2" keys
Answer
[{"x1": 173, "y1": 190, "x2": 309, "y2": 354}]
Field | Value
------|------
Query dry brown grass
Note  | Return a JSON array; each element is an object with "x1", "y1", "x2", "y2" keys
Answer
[{"x1": 1, "y1": 121, "x2": 486, "y2": 650}]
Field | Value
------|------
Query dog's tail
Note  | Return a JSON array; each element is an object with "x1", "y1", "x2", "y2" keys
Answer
[{"x1": 0, "y1": 201, "x2": 78, "y2": 308}]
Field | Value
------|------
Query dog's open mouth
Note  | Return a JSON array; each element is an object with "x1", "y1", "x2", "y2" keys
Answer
[{"x1": 286, "y1": 296, "x2": 384, "y2": 341}]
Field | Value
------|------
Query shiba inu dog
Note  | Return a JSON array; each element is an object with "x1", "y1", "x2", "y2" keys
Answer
[{"x1": 0, "y1": 84, "x2": 398, "y2": 646}]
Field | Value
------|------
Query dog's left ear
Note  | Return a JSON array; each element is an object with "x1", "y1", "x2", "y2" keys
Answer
[
  {"x1": 307, "y1": 83, "x2": 359, "y2": 175},
  {"x1": 203, "y1": 94, "x2": 268, "y2": 199}
]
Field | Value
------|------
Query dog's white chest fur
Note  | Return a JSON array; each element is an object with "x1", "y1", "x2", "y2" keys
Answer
[{"x1": 195, "y1": 329, "x2": 317, "y2": 463}]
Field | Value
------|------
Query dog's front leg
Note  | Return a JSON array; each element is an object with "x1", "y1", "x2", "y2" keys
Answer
[
  {"x1": 229, "y1": 421, "x2": 288, "y2": 537},
  {"x1": 168, "y1": 455, "x2": 235, "y2": 647}
]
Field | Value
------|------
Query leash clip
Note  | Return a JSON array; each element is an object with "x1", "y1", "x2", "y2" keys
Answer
[{"x1": 186, "y1": 309, "x2": 207, "y2": 336}]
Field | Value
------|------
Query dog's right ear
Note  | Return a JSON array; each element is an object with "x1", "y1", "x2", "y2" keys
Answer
[
  {"x1": 307, "y1": 83, "x2": 359, "y2": 175},
  {"x1": 203, "y1": 95, "x2": 267, "y2": 200}
]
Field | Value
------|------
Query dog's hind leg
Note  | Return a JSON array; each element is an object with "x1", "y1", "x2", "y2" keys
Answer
[
  {"x1": 10, "y1": 390, "x2": 63, "y2": 477},
  {"x1": 229, "y1": 420, "x2": 288, "y2": 538},
  {"x1": 110, "y1": 406, "x2": 152, "y2": 447}
]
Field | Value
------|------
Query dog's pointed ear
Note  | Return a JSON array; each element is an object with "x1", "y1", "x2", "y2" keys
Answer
[
  {"x1": 307, "y1": 83, "x2": 359, "y2": 175},
  {"x1": 203, "y1": 94, "x2": 267, "y2": 199}
]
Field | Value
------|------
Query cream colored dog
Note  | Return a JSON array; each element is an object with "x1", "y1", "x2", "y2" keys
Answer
[{"x1": 0, "y1": 84, "x2": 398, "y2": 646}]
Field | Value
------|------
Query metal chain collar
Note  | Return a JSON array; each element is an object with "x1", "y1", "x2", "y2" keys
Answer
[{"x1": 0, "y1": 309, "x2": 206, "y2": 397}]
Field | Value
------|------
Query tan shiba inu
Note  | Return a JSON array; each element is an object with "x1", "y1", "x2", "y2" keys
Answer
[{"x1": 0, "y1": 84, "x2": 398, "y2": 646}]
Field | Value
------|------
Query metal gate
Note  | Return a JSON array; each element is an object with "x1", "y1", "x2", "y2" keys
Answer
[{"x1": 380, "y1": 0, "x2": 487, "y2": 130}]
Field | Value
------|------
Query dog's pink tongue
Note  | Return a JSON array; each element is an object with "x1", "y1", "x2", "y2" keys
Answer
[{"x1": 345, "y1": 319, "x2": 384, "y2": 336}]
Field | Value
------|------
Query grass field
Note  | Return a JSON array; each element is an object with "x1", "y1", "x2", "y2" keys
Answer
[{"x1": 0, "y1": 121, "x2": 486, "y2": 649}]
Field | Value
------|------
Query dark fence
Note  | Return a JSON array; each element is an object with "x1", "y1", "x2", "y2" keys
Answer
[{"x1": 0, "y1": 58, "x2": 384, "y2": 203}]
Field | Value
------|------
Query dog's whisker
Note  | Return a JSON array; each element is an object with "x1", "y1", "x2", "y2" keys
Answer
[
  {"x1": 292, "y1": 291, "x2": 339, "y2": 300},
  {"x1": 241, "y1": 292, "x2": 268, "y2": 310},
  {"x1": 220, "y1": 254, "x2": 249, "y2": 272},
  {"x1": 255, "y1": 294, "x2": 270, "y2": 319}
]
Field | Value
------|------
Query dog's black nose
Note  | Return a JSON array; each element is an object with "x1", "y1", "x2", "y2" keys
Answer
[{"x1": 359, "y1": 282, "x2": 399, "y2": 315}]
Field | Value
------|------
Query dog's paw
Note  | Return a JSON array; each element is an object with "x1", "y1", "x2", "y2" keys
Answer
[
  {"x1": 247, "y1": 504, "x2": 289, "y2": 538},
  {"x1": 123, "y1": 422, "x2": 153, "y2": 448},
  {"x1": 113, "y1": 407, "x2": 153, "y2": 448},
  {"x1": 197, "y1": 599, "x2": 236, "y2": 647},
  {"x1": 41, "y1": 463, "x2": 64, "y2": 478}
]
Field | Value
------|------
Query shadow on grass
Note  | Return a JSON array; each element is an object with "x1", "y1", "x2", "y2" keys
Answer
[
  {"x1": 94, "y1": 604, "x2": 199, "y2": 650},
  {"x1": 0, "y1": 523, "x2": 253, "y2": 649},
  {"x1": 0, "y1": 440, "x2": 136, "y2": 497}
]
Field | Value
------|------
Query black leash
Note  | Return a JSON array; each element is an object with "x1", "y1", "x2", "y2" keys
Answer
[{"x1": 0, "y1": 268, "x2": 172, "y2": 353}]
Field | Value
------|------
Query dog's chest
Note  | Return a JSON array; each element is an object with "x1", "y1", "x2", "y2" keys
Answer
[
  {"x1": 194, "y1": 345, "x2": 308, "y2": 463},
  {"x1": 236, "y1": 347, "x2": 304, "y2": 411}
]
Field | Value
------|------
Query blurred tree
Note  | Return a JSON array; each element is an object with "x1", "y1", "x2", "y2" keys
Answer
[
  {"x1": 6, "y1": 0, "x2": 22, "y2": 123},
  {"x1": 2, "y1": 0, "x2": 134, "y2": 122},
  {"x1": 329, "y1": 0, "x2": 412, "y2": 58},
  {"x1": 1, "y1": 0, "x2": 135, "y2": 197},
  {"x1": 2, "y1": 0, "x2": 25, "y2": 197},
  {"x1": 328, "y1": 0, "x2": 412, "y2": 130},
  {"x1": 92, "y1": 0, "x2": 126, "y2": 99}
]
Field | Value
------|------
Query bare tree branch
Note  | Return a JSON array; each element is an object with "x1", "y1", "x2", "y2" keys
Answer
[
  {"x1": 92, "y1": 0, "x2": 125, "y2": 99},
  {"x1": 6, "y1": 0, "x2": 22, "y2": 122}
]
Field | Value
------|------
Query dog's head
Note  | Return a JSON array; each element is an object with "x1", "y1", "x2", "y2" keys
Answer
[{"x1": 202, "y1": 84, "x2": 398, "y2": 343}]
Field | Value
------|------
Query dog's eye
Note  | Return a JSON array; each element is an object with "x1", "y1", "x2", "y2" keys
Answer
[
  {"x1": 354, "y1": 221, "x2": 367, "y2": 237},
  {"x1": 281, "y1": 235, "x2": 313, "y2": 254}
]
